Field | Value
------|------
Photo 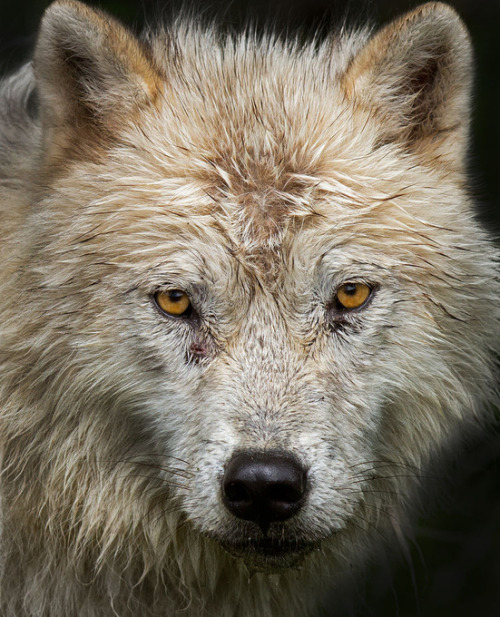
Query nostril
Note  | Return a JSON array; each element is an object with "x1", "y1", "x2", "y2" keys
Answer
[
  {"x1": 270, "y1": 482, "x2": 303, "y2": 505},
  {"x1": 224, "y1": 481, "x2": 252, "y2": 506},
  {"x1": 222, "y1": 451, "x2": 307, "y2": 530}
]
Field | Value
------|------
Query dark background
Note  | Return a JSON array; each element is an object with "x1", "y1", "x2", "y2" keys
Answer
[{"x1": 1, "y1": 1, "x2": 499, "y2": 615}]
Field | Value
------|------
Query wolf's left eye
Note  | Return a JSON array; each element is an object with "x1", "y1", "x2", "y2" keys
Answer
[
  {"x1": 334, "y1": 282, "x2": 372, "y2": 311},
  {"x1": 155, "y1": 290, "x2": 192, "y2": 317}
]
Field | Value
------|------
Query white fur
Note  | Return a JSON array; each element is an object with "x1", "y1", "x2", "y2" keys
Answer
[{"x1": 0, "y1": 2, "x2": 498, "y2": 615}]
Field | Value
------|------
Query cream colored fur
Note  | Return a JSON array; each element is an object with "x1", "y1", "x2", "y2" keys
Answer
[{"x1": 0, "y1": 1, "x2": 498, "y2": 615}]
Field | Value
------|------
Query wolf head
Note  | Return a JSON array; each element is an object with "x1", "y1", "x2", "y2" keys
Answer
[{"x1": 0, "y1": 1, "x2": 498, "y2": 613}]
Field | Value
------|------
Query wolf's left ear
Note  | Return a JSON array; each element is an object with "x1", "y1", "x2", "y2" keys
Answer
[
  {"x1": 342, "y1": 2, "x2": 472, "y2": 171},
  {"x1": 33, "y1": 0, "x2": 162, "y2": 161}
]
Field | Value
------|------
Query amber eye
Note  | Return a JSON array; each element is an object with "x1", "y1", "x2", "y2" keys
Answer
[
  {"x1": 155, "y1": 289, "x2": 192, "y2": 317},
  {"x1": 335, "y1": 282, "x2": 371, "y2": 311}
]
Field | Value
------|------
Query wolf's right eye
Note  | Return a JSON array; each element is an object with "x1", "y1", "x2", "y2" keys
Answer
[{"x1": 154, "y1": 290, "x2": 192, "y2": 317}]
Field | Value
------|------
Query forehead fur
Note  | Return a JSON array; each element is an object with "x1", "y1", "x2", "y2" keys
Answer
[
  {"x1": 136, "y1": 28, "x2": 373, "y2": 267},
  {"x1": 35, "y1": 4, "x2": 472, "y2": 285}
]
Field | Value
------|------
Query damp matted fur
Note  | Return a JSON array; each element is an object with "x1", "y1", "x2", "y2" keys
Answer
[{"x1": 0, "y1": 1, "x2": 498, "y2": 615}]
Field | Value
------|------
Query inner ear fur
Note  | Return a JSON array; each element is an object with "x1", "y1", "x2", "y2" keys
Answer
[
  {"x1": 342, "y1": 2, "x2": 473, "y2": 170},
  {"x1": 33, "y1": 0, "x2": 162, "y2": 161}
]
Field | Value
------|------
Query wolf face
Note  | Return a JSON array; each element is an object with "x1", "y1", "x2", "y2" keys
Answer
[{"x1": 0, "y1": 1, "x2": 498, "y2": 615}]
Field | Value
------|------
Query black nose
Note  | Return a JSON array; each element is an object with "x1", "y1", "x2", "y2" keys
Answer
[{"x1": 222, "y1": 451, "x2": 307, "y2": 533}]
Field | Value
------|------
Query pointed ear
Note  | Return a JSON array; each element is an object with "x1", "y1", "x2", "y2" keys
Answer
[
  {"x1": 342, "y1": 2, "x2": 473, "y2": 171},
  {"x1": 33, "y1": 0, "x2": 162, "y2": 161}
]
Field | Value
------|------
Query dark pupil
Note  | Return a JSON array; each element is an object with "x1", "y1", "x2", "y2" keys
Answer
[
  {"x1": 168, "y1": 290, "x2": 185, "y2": 303},
  {"x1": 343, "y1": 284, "x2": 358, "y2": 296}
]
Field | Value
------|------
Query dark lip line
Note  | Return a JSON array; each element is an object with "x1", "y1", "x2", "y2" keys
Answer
[{"x1": 219, "y1": 538, "x2": 319, "y2": 558}]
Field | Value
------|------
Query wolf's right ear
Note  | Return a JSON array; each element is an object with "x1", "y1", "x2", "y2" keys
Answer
[{"x1": 33, "y1": 0, "x2": 162, "y2": 162}]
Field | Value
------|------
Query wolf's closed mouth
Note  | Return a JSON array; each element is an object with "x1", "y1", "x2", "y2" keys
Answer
[{"x1": 220, "y1": 536, "x2": 318, "y2": 568}]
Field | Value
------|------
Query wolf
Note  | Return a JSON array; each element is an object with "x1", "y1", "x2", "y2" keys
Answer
[{"x1": 0, "y1": 1, "x2": 498, "y2": 615}]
